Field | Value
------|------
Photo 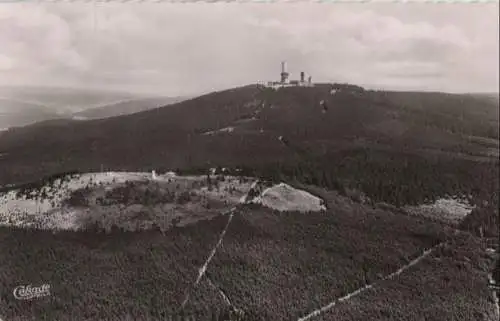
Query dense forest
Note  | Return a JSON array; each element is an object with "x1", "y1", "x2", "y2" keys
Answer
[{"x1": 1, "y1": 84, "x2": 498, "y2": 312}]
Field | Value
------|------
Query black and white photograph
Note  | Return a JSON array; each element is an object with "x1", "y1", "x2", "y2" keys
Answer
[{"x1": 0, "y1": 1, "x2": 499, "y2": 320}]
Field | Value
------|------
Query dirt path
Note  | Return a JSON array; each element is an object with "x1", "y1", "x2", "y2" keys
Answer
[
  {"x1": 205, "y1": 275, "x2": 233, "y2": 308},
  {"x1": 180, "y1": 179, "x2": 263, "y2": 309},
  {"x1": 297, "y1": 242, "x2": 446, "y2": 321},
  {"x1": 180, "y1": 207, "x2": 236, "y2": 308}
]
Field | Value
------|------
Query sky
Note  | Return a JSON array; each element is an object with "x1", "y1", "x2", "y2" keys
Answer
[{"x1": 0, "y1": 1, "x2": 498, "y2": 96}]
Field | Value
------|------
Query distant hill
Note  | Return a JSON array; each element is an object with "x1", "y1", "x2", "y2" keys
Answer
[
  {"x1": 0, "y1": 85, "x2": 187, "y2": 128},
  {"x1": 0, "y1": 83, "x2": 497, "y2": 206},
  {"x1": 71, "y1": 96, "x2": 187, "y2": 120},
  {"x1": 0, "y1": 85, "x2": 138, "y2": 114},
  {"x1": 0, "y1": 97, "x2": 64, "y2": 129},
  {"x1": 467, "y1": 92, "x2": 499, "y2": 106}
]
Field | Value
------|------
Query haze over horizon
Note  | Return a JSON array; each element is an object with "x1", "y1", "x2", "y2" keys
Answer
[{"x1": 0, "y1": 2, "x2": 498, "y2": 96}]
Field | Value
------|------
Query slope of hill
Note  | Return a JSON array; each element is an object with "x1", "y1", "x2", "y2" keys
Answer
[
  {"x1": 380, "y1": 91, "x2": 499, "y2": 139},
  {"x1": 313, "y1": 232, "x2": 497, "y2": 321},
  {"x1": 0, "y1": 84, "x2": 497, "y2": 203},
  {"x1": 467, "y1": 93, "x2": 500, "y2": 106}
]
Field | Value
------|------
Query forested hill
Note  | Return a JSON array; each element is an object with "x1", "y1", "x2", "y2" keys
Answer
[{"x1": 0, "y1": 83, "x2": 498, "y2": 210}]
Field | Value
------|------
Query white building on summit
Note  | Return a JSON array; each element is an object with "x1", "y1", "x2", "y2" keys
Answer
[{"x1": 261, "y1": 61, "x2": 314, "y2": 89}]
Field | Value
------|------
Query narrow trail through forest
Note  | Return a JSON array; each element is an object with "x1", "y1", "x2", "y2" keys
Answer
[
  {"x1": 297, "y1": 242, "x2": 447, "y2": 321},
  {"x1": 180, "y1": 208, "x2": 236, "y2": 309}
]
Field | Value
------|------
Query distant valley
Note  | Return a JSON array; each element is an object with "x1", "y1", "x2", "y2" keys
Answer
[
  {"x1": 0, "y1": 86, "x2": 188, "y2": 129},
  {"x1": 71, "y1": 96, "x2": 187, "y2": 120}
]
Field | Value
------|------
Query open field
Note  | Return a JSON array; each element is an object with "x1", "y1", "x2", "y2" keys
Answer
[{"x1": 0, "y1": 171, "x2": 254, "y2": 232}]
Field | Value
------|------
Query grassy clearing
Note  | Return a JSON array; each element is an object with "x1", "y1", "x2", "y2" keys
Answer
[
  {"x1": 1, "y1": 173, "x2": 253, "y2": 232},
  {"x1": 66, "y1": 177, "x2": 235, "y2": 233}
]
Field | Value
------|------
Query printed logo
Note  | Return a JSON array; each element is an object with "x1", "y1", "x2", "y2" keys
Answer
[{"x1": 13, "y1": 284, "x2": 51, "y2": 300}]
